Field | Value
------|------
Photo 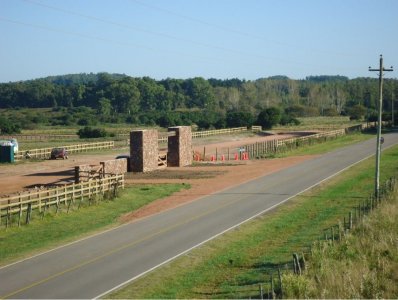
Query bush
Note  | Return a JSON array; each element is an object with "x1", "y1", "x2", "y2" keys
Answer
[
  {"x1": 226, "y1": 111, "x2": 254, "y2": 128},
  {"x1": 0, "y1": 117, "x2": 21, "y2": 134},
  {"x1": 257, "y1": 107, "x2": 281, "y2": 129},
  {"x1": 347, "y1": 104, "x2": 366, "y2": 120},
  {"x1": 323, "y1": 108, "x2": 339, "y2": 117},
  {"x1": 280, "y1": 114, "x2": 301, "y2": 126},
  {"x1": 77, "y1": 126, "x2": 108, "y2": 138}
]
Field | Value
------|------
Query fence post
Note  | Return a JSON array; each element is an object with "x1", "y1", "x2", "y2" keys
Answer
[
  {"x1": 349, "y1": 212, "x2": 353, "y2": 229},
  {"x1": 56, "y1": 188, "x2": 60, "y2": 214},
  {"x1": 259, "y1": 284, "x2": 264, "y2": 300},
  {"x1": 25, "y1": 203, "x2": 32, "y2": 224},
  {"x1": 270, "y1": 273, "x2": 275, "y2": 299},
  {"x1": 278, "y1": 267, "x2": 283, "y2": 299},
  {"x1": 6, "y1": 199, "x2": 11, "y2": 228},
  {"x1": 18, "y1": 193, "x2": 22, "y2": 227},
  {"x1": 293, "y1": 253, "x2": 302, "y2": 275}
]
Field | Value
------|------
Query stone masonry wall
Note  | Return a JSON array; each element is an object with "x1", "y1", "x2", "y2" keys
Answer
[
  {"x1": 101, "y1": 159, "x2": 127, "y2": 175},
  {"x1": 167, "y1": 126, "x2": 192, "y2": 167},
  {"x1": 130, "y1": 129, "x2": 158, "y2": 172}
]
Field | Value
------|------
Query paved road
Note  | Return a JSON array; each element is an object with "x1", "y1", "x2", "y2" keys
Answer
[{"x1": 1, "y1": 132, "x2": 398, "y2": 299}]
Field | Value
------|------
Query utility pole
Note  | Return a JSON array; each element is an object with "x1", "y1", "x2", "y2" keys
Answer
[
  {"x1": 369, "y1": 55, "x2": 393, "y2": 199},
  {"x1": 392, "y1": 88, "x2": 395, "y2": 127}
]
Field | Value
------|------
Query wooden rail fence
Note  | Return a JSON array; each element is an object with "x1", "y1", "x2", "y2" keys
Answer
[
  {"x1": 0, "y1": 134, "x2": 78, "y2": 141},
  {"x1": 15, "y1": 141, "x2": 115, "y2": 160},
  {"x1": 155, "y1": 126, "x2": 261, "y2": 143},
  {"x1": 0, "y1": 174, "x2": 124, "y2": 228},
  {"x1": 198, "y1": 123, "x2": 377, "y2": 162},
  {"x1": 243, "y1": 128, "x2": 346, "y2": 158}
]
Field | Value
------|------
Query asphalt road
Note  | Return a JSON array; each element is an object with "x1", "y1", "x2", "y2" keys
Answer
[{"x1": 1, "y1": 132, "x2": 398, "y2": 299}]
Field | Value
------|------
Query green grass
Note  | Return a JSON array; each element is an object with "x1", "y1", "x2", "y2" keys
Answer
[
  {"x1": 0, "y1": 183, "x2": 189, "y2": 265},
  {"x1": 108, "y1": 145, "x2": 398, "y2": 299}
]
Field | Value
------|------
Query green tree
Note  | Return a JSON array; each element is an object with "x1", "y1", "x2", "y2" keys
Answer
[
  {"x1": 97, "y1": 97, "x2": 112, "y2": 116},
  {"x1": 226, "y1": 111, "x2": 254, "y2": 128},
  {"x1": 185, "y1": 77, "x2": 215, "y2": 109},
  {"x1": 257, "y1": 107, "x2": 281, "y2": 129},
  {"x1": 348, "y1": 104, "x2": 367, "y2": 120}
]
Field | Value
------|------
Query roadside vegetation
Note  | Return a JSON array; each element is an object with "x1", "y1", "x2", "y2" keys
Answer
[
  {"x1": 0, "y1": 184, "x2": 189, "y2": 265},
  {"x1": 108, "y1": 145, "x2": 398, "y2": 299},
  {"x1": 282, "y1": 187, "x2": 398, "y2": 298}
]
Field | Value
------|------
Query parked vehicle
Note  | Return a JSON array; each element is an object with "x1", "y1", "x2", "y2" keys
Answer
[{"x1": 50, "y1": 147, "x2": 68, "y2": 159}]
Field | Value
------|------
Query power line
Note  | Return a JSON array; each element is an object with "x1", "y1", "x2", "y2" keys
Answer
[
  {"x1": 0, "y1": 16, "x2": 259, "y2": 67},
  {"x1": 20, "y1": 0, "x2": 353, "y2": 70},
  {"x1": 129, "y1": 0, "x2": 357, "y2": 58}
]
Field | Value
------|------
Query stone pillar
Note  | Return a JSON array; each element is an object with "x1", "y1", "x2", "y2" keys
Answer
[
  {"x1": 130, "y1": 129, "x2": 158, "y2": 172},
  {"x1": 167, "y1": 126, "x2": 192, "y2": 167}
]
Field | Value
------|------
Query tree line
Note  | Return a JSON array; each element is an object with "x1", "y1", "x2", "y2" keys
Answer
[{"x1": 0, "y1": 73, "x2": 397, "y2": 133}]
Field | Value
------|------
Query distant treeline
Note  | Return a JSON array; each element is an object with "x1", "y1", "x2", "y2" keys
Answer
[{"x1": 0, "y1": 73, "x2": 397, "y2": 131}]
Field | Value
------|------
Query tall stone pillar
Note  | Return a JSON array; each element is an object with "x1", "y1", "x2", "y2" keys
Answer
[
  {"x1": 167, "y1": 126, "x2": 192, "y2": 167},
  {"x1": 130, "y1": 129, "x2": 158, "y2": 172}
]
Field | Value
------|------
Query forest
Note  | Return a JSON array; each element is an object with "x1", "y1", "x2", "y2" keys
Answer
[{"x1": 0, "y1": 73, "x2": 397, "y2": 133}]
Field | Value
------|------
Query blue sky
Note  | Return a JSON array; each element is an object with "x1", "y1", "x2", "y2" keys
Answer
[{"x1": 1, "y1": 0, "x2": 397, "y2": 82}]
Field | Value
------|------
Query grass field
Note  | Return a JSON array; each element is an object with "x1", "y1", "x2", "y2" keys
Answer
[
  {"x1": 108, "y1": 145, "x2": 398, "y2": 299},
  {"x1": 0, "y1": 184, "x2": 189, "y2": 266}
]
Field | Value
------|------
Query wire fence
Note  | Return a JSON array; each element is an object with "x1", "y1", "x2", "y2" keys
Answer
[{"x1": 240, "y1": 177, "x2": 397, "y2": 299}]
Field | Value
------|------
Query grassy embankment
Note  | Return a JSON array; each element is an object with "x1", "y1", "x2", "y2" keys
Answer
[
  {"x1": 282, "y1": 186, "x2": 398, "y2": 298},
  {"x1": 0, "y1": 184, "x2": 189, "y2": 266},
  {"x1": 108, "y1": 143, "x2": 398, "y2": 299}
]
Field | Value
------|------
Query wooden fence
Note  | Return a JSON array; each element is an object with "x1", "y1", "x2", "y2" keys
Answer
[
  {"x1": 0, "y1": 134, "x2": 78, "y2": 141},
  {"x1": 243, "y1": 128, "x2": 346, "y2": 158},
  {"x1": 207, "y1": 124, "x2": 379, "y2": 162},
  {"x1": 15, "y1": 141, "x2": 115, "y2": 160},
  {"x1": 199, "y1": 128, "x2": 347, "y2": 161},
  {"x1": 155, "y1": 126, "x2": 261, "y2": 143},
  {"x1": 0, "y1": 174, "x2": 124, "y2": 228}
]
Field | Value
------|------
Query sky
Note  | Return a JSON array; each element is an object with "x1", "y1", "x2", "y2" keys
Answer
[{"x1": 1, "y1": 0, "x2": 397, "y2": 83}]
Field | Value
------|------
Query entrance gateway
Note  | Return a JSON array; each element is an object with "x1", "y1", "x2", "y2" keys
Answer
[{"x1": 129, "y1": 126, "x2": 192, "y2": 172}]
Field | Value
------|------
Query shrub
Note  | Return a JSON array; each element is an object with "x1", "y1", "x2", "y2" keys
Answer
[
  {"x1": 77, "y1": 126, "x2": 108, "y2": 138},
  {"x1": 257, "y1": 107, "x2": 281, "y2": 129},
  {"x1": 0, "y1": 117, "x2": 21, "y2": 134}
]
